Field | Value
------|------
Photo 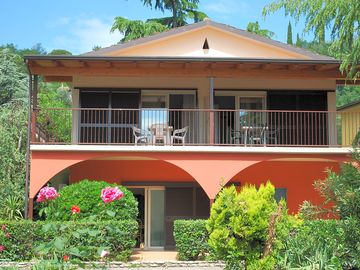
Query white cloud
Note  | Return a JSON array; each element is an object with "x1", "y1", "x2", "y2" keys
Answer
[
  {"x1": 204, "y1": 0, "x2": 250, "y2": 16},
  {"x1": 50, "y1": 16, "x2": 123, "y2": 54}
]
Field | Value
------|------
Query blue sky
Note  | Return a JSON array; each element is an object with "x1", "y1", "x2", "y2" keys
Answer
[{"x1": 0, "y1": 0, "x2": 310, "y2": 55}]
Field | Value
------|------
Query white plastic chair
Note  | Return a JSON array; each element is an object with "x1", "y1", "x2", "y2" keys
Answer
[
  {"x1": 171, "y1": 126, "x2": 189, "y2": 145},
  {"x1": 132, "y1": 126, "x2": 149, "y2": 146}
]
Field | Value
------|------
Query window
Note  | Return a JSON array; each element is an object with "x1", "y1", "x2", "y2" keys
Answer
[{"x1": 274, "y1": 188, "x2": 287, "y2": 203}]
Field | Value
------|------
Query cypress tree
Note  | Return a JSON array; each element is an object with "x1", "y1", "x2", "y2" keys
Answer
[
  {"x1": 296, "y1": 33, "x2": 301, "y2": 47},
  {"x1": 287, "y1": 21, "x2": 293, "y2": 45}
]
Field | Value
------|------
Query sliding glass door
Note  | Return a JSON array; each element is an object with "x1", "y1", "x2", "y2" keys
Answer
[{"x1": 127, "y1": 187, "x2": 165, "y2": 249}]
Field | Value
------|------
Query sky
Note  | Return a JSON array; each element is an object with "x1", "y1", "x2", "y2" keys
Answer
[{"x1": 0, "y1": 0, "x2": 310, "y2": 55}]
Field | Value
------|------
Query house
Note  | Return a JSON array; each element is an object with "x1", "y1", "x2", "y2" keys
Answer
[
  {"x1": 337, "y1": 100, "x2": 360, "y2": 146},
  {"x1": 25, "y1": 20, "x2": 358, "y2": 250}
]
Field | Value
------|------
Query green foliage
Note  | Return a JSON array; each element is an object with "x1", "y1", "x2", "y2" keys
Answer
[
  {"x1": 173, "y1": 219, "x2": 209, "y2": 260},
  {"x1": 294, "y1": 37, "x2": 334, "y2": 57},
  {"x1": 277, "y1": 220, "x2": 355, "y2": 269},
  {"x1": 246, "y1": 21, "x2": 275, "y2": 39},
  {"x1": 336, "y1": 85, "x2": 360, "y2": 107},
  {"x1": 287, "y1": 21, "x2": 293, "y2": 44},
  {"x1": 142, "y1": 0, "x2": 206, "y2": 28},
  {"x1": 111, "y1": 17, "x2": 168, "y2": 43},
  {"x1": 0, "y1": 102, "x2": 28, "y2": 220},
  {"x1": 0, "y1": 49, "x2": 28, "y2": 105},
  {"x1": 312, "y1": 151, "x2": 360, "y2": 220},
  {"x1": 43, "y1": 180, "x2": 138, "y2": 222},
  {"x1": 48, "y1": 49, "x2": 72, "y2": 55},
  {"x1": 297, "y1": 148, "x2": 360, "y2": 269},
  {"x1": 111, "y1": 0, "x2": 207, "y2": 42},
  {"x1": 37, "y1": 82, "x2": 72, "y2": 142},
  {"x1": 207, "y1": 183, "x2": 292, "y2": 269},
  {"x1": 263, "y1": 0, "x2": 360, "y2": 78},
  {"x1": 0, "y1": 220, "x2": 138, "y2": 262}
]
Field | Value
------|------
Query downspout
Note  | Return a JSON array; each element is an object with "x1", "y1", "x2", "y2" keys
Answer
[{"x1": 24, "y1": 60, "x2": 32, "y2": 219}]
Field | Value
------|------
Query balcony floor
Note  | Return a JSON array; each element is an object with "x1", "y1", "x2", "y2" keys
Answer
[{"x1": 30, "y1": 144, "x2": 352, "y2": 155}]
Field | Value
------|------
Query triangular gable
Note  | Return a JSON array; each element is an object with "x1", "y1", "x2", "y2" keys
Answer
[{"x1": 84, "y1": 20, "x2": 333, "y2": 60}]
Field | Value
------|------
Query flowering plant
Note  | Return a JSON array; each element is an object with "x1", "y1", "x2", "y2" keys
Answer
[
  {"x1": 100, "y1": 187, "x2": 123, "y2": 204},
  {"x1": 71, "y1": 205, "x2": 80, "y2": 215},
  {"x1": 36, "y1": 187, "x2": 59, "y2": 203}
]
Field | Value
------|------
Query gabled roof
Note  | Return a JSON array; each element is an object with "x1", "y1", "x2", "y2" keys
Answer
[{"x1": 84, "y1": 20, "x2": 334, "y2": 60}]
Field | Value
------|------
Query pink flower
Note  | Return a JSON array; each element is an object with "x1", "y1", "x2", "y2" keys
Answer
[
  {"x1": 5, "y1": 233, "x2": 10, "y2": 238},
  {"x1": 100, "y1": 187, "x2": 123, "y2": 204},
  {"x1": 36, "y1": 187, "x2": 59, "y2": 203},
  {"x1": 71, "y1": 205, "x2": 80, "y2": 214},
  {"x1": 1, "y1": 225, "x2": 5, "y2": 231},
  {"x1": 100, "y1": 250, "x2": 109, "y2": 258},
  {"x1": 0, "y1": 246, "x2": 5, "y2": 252}
]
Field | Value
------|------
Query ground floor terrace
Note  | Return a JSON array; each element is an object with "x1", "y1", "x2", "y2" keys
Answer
[{"x1": 29, "y1": 145, "x2": 351, "y2": 250}]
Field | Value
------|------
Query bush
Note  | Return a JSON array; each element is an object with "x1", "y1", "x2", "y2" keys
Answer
[
  {"x1": 207, "y1": 182, "x2": 295, "y2": 270},
  {"x1": 0, "y1": 220, "x2": 138, "y2": 262},
  {"x1": 173, "y1": 219, "x2": 209, "y2": 260},
  {"x1": 43, "y1": 180, "x2": 138, "y2": 221},
  {"x1": 278, "y1": 219, "x2": 359, "y2": 270}
]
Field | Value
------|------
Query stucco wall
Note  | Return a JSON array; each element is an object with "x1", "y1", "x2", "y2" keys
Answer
[
  {"x1": 69, "y1": 159, "x2": 340, "y2": 213},
  {"x1": 108, "y1": 27, "x2": 309, "y2": 59}
]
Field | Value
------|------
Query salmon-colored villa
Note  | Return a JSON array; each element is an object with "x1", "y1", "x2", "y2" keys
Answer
[{"x1": 25, "y1": 20, "x2": 359, "y2": 249}]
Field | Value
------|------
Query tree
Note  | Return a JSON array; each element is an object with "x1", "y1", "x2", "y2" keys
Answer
[
  {"x1": 142, "y1": 0, "x2": 206, "y2": 28},
  {"x1": 246, "y1": 21, "x2": 275, "y2": 39},
  {"x1": 287, "y1": 21, "x2": 293, "y2": 44},
  {"x1": 263, "y1": 0, "x2": 360, "y2": 78},
  {"x1": 299, "y1": 148, "x2": 360, "y2": 268},
  {"x1": 337, "y1": 85, "x2": 360, "y2": 107},
  {"x1": 48, "y1": 49, "x2": 72, "y2": 55},
  {"x1": 207, "y1": 183, "x2": 296, "y2": 269},
  {"x1": 0, "y1": 49, "x2": 28, "y2": 220},
  {"x1": 0, "y1": 49, "x2": 27, "y2": 105},
  {"x1": 111, "y1": 17, "x2": 168, "y2": 43},
  {"x1": 295, "y1": 33, "x2": 301, "y2": 47},
  {"x1": 111, "y1": 0, "x2": 207, "y2": 42}
]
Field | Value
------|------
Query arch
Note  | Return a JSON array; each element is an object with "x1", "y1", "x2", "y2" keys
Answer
[
  {"x1": 30, "y1": 152, "x2": 154, "y2": 198},
  {"x1": 228, "y1": 159, "x2": 342, "y2": 213},
  {"x1": 30, "y1": 151, "x2": 265, "y2": 200}
]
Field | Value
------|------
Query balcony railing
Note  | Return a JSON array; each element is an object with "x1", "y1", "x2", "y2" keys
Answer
[{"x1": 33, "y1": 108, "x2": 360, "y2": 147}]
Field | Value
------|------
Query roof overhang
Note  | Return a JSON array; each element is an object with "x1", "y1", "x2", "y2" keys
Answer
[{"x1": 24, "y1": 55, "x2": 355, "y2": 82}]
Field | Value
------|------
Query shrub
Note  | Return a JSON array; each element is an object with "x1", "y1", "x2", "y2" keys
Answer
[
  {"x1": 277, "y1": 219, "x2": 346, "y2": 269},
  {"x1": 43, "y1": 180, "x2": 138, "y2": 221},
  {"x1": 0, "y1": 220, "x2": 138, "y2": 262},
  {"x1": 173, "y1": 219, "x2": 209, "y2": 260},
  {"x1": 207, "y1": 182, "x2": 295, "y2": 270}
]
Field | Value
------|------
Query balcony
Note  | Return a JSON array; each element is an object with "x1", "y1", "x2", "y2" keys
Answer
[{"x1": 32, "y1": 108, "x2": 360, "y2": 147}]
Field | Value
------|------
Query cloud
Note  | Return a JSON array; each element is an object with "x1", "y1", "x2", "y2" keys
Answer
[
  {"x1": 204, "y1": 0, "x2": 250, "y2": 16},
  {"x1": 50, "y1": 16, "x2": 123, "y2": 54}
]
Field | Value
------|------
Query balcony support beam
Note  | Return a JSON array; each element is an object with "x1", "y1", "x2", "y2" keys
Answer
[{"x1": 209, "y1": 77, "x2": 214, "y2": 145}]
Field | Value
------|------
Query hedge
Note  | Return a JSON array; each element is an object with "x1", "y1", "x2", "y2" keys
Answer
[
  {"x1": 173, "y1": 219, "x2": 209, "y2": 260},
  {"x1": 0, "y1": 220, "x2": 138, "y2": 262}
]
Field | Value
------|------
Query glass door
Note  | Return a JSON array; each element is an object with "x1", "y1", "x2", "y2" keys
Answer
[
  {"x1": 127, "y1": 186, "x2": 165, "y2": 249},
  {"x1": 148, "y1": 188, "x2": 165, "y2": 247}
]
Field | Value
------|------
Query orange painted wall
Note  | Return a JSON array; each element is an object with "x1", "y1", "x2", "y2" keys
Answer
[
  {"x1": 70, "y1": 160, "x2": 195, "y2": 184},
  {"x1": 69, "y1": 159, "x2": 340, "y2": 213},
  {"x1": 232, "y1": 161, "x2": 340, "y2": 213}
]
